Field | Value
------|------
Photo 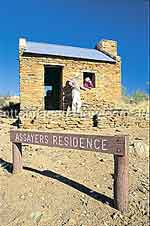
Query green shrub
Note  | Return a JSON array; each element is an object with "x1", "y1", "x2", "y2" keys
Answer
[
  {"x1": 0, "y1": 97, "x2": 7, "y2": 106},
  {"x1": 130, "y1": 90, "x2": 148, "y2": 103}
]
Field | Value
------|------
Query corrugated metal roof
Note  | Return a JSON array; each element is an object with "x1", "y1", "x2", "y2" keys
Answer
[{"x1": 24, "y1": 41, "x2": 115, "y2": 62}]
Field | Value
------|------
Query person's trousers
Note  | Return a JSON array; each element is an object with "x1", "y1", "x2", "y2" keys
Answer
[{"x1": 72, "y1": 91, "x2": 81, "y2": 113}]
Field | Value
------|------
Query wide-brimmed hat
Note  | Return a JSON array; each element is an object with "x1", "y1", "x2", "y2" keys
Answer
[{"x1": 71, "y1": 73, "x2": 80, "y2": 81}]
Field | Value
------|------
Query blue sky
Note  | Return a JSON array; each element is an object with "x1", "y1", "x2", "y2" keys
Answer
[{"x1": 0, "y1": 0, "x2": 149, "y2": 96}]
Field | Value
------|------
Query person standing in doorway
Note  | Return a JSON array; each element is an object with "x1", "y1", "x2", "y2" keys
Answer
[
  {"x1": 69, "y1": 74, "x2": 88, "y2": 113},
  {"x1": 63, "y1": 80, "x2": 72, "y2": 113}
]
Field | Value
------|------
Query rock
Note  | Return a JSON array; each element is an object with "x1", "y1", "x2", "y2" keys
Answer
[
  {"x1": 68, "y1": 218, "x2": 76, "y2": 225},
  {"x1": 140, "y1": 200, "x2": 149, "y2": 211},
  {"x1": 20, "y1": 194, "x2": 25, "y2": 200},
  {"x1": 118, "y1": 213, "x2": 123, "y2": 219},
  {"x1": 111, "y1": 212, "x2": 118, "y2": 219},
  {"x1": 83, "y1": 210, "x2": 87, "y2": 215},
  {"x1": 133, "y1": 168, "x2": 138, "y2": 172},
  {"x1": 31, "y1": 211, "x2": 42, "y2": 224},
  {"x1": 28, "y1": 192, "x2": 33, "y2": 197},
  {"x1": 108, "y1": 186, "x2": 112, "y2": 190},
  {"x1": 133, "y1": 142, "x2": 149, "y2": 158},
  {"x1": 141, "y1": 182, "x2": 149, "y2": 191},
  {"x1": 99, "y1": 159, "x2": 104, "y2": 162},
  {"x1": 134, "y1": 137, "x2": 143, "y2": 140},
  {"x1": 80, "y1": 162, "x2": 85, "y2": 166},
  {"x1": 129, "y1": 145, "x2": 134, "y2": 153},
  {"x1": 138, "y1": 185, "x2": 147, "y2": 194},
  {"x1": 95, "y1": 184, "x2": 100, "y2": 189},
  {"x1": 115, "y1": 129, "x2": 121, "y2": 132}
]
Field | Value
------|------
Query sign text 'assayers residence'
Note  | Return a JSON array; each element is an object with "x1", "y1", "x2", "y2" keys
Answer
[{"x1": 10, "y1": 130, "x2": 125, "y2": 155}]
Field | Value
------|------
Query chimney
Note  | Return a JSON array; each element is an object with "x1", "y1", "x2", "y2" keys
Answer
[
  {"x1": 96, "y1": 39, "x2": 118, "y2": 59},
  {"x1": 19, "y1": 38, "x2": 27, "y2": 50}
]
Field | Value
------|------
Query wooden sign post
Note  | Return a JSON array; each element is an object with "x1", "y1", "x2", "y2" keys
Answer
[{"x1": 10, "y1": 130, "x2": 128, "y2": 212}]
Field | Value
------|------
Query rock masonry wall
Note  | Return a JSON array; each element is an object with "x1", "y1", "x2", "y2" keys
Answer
[
  {"x1": 19, "y1": 100, "x2": 149, "y2": 130},
  {"x1": 19, "y1": 54, "x2": 121, "y2": 111},
  {"x1": 18, "y1": 49, "x2": 148, "y2": 130}
]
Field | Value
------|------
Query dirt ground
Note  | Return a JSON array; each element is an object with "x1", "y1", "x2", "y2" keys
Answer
[{"x1": 0, "y1": 118, "x2": 149, "y2": 226}]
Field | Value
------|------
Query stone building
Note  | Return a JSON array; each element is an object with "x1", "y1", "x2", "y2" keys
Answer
[{"x1": 19, "y1": 38, "x2": 121, "y2": 113}]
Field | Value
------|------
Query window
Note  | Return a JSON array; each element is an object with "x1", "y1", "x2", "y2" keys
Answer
[{"x1": 83, "y1": 72, "x2": 96, "y2": 88}]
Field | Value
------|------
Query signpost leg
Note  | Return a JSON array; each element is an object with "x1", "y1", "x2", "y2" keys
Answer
[
  {"x1": 12, "y1": 142, "x2": 22, "y2": 173},
  {"x1": 114, "y1": 148, "x2": 128, "y2": 212}
]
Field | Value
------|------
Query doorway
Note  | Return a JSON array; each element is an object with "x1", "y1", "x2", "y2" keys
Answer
[{"x1": 44, "y1": 65, "x2": 63, "y2": 110}]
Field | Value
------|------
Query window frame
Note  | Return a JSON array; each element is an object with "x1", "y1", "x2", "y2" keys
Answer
[{"x1": 83, "y1": 71, "x2": 96, "y2": 88}]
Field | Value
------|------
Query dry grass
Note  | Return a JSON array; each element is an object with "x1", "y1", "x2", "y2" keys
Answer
[{"x1": 0, "y1": 96, "x2": 19, "y2": 107}]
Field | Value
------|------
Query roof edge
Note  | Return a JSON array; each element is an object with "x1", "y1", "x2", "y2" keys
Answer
[
  {"x1": 22, "y1": 51, "x2": 116, "y2": 63},
  {"x1": 21, "y1": 39, "x2": 116, "y2": 63}
]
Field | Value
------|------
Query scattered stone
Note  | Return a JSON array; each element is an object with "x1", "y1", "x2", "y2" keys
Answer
[
  {"x1": 138, "y1": 185, "x2": 147, "y2": 194},
  {"x1": 99, "y1": 159, "x2": 104, "y2": 162},
  {"x1": 35, "y1": 148, "x2": 39, "y2": 151},
  {"x1": 133, "y1": 142, "x2": 149, "y2": 158},
  {"x1": 118, "y1": 213, "x2": 123, "y2": 219},
  {"x1": 31, "y1": 211, "x2": 42, "y2": 224},
  {"x1": 129, "y1": 145, "x2": 134, "y2": 153},
  {"x1": 68, "y1": 218, "x2": 76, "y2": 225},
  {"x1": 83, "y1": 210, "x2": 87, "y2": 215},
  {"x1": 96, "y1": 184, "x2": 100, "y2": 189},
  {"x1": 0, "y1": 111, "x2": 149, "y2": 226},
  {"x1": 139, "y1": 200, "x2": 149, "y2": 212},
  {"x1": 108, "y1": 186, "x2": 112, "y2": 190},
  {"x1": 134, "y1": 137, "x2": 143, "y2": 140},
  {"x1": 111, "y1": 212, "x2": 118, "y2": 219},
  {"x1": 20, "y1": 194, "x2": 25, "y2": 200},
  {"x1": 80, "y1": 162, "x2": 85, "y2": 166},
  {"x1": 104, "y1": 222, "x2": 109, "y2": 226},
  {"x1": 28, "y1": 192, "x2": 33, "y2": 197}
]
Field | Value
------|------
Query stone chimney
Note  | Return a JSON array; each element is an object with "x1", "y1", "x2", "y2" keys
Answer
[
  {"x1": 19, "y1": 38, "x2": 27, "y2": 50},
  {"x1": 96, "y1": 39, "x2": 118, "y2": 59}
]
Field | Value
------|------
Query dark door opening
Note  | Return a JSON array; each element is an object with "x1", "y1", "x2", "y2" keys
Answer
[{"x1": 44, "y1": 65, "x2": 63, "y2": 110}]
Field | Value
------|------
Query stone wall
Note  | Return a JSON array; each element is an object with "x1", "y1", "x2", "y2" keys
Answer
[
  {"x1": 96, "y1": 40, "x2": 118, "y2": 58},
  {"x1": 19, "y1": 108, "x2": 149, "y2": 130},
  {"x1": 19, "y1": 99, "x2": 149, "y2": 130},
  {"x1": 19, "y1": 54, "x2": 121, "y2": 111}
]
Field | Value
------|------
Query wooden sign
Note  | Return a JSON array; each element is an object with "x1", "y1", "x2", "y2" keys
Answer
[
  {"x1": 10, "y1": 130, "x2": 125, "y2": 155},
  {"x1": 10, "y1": 129, "x2": 128, "y2": 212}
]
